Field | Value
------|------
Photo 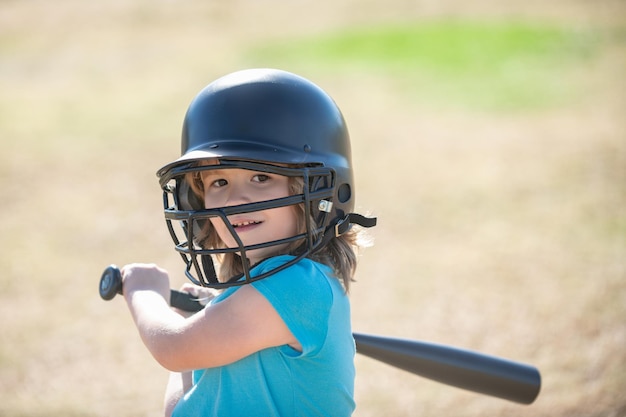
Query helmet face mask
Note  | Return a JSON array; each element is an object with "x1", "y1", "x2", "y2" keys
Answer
[
  {"x1": 157, "y1": 69, "x2": 374, "y2": 288},
  {"x1": 160, "y1": 159, "x2": 337, "y2": 287}
]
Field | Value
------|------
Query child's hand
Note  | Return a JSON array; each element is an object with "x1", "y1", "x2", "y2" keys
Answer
[
  {"x1": 179, "y1": 283, "x2": 216, "y2": 304},
  {"x1": 121, "y1": 263, "x2": 171, "y2": 304},
  {"x1": 173, "y1": 283, "x2": 217, "y2": 317}
]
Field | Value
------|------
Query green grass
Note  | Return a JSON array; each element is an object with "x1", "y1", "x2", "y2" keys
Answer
[{"x1": 248, "y1": 20, "x2": 600, "y2": 111}]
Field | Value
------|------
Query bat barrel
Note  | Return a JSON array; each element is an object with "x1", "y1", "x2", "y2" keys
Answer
[{"x1": 353, "y1": 332, "x2": 541, "y2": 404}]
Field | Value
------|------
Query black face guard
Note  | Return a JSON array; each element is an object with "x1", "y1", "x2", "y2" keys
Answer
[{"x1": 159, "y1": 160, "x2": 339, "y2": 288}]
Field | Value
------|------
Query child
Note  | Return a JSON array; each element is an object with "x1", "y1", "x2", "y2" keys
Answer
[{"x1": 121, "y1": 68, "x2": 376, "y2": 416}]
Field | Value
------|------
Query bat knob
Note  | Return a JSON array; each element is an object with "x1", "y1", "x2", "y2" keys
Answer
[{"x1": 100, "y1": 265, "x2": 123, "y2": 300}]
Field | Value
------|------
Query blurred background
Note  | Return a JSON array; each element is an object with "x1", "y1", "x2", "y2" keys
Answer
[{"x1": 0, "y1": 0, "x2": 624, "y2": 416}]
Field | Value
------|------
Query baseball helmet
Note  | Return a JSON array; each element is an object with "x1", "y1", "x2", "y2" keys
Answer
[{"x1": 157, "y1": 68, "x2": 375, "y2": 288}]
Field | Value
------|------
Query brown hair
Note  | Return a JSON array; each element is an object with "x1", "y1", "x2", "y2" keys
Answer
[{"x1": 186, "y1": 168, "x2": 364, "y2": 291}]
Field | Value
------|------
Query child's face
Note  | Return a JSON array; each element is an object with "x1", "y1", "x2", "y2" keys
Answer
[{"x1": 201, "y1": 168, "x2": 298, "y2": 265}]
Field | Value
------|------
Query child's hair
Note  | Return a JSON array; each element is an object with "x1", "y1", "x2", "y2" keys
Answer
[{"x1": 186, "y1": 167, "x2": 363, "y2": 291}]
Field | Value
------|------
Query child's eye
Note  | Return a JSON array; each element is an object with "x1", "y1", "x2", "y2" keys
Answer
[
  {"x1": 252, "y1": 174, "x2": 270, "y2": 183},
  {"x1": 212, "y1": 179, "x2": 228, "y2": 188}
]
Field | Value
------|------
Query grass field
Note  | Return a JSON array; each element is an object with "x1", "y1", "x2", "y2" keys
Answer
[{"x1": 1, "y1": 1, "x2": 625, "y2": 416}]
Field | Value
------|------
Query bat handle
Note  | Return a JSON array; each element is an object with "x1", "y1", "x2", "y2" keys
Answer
[{"x1": 98, "y1": 265, "x2": 204, "y2": 312}]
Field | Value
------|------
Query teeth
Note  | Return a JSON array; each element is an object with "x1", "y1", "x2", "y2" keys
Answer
[{"x1": 232, "y1": 220, "x2": 260, "y2": 228}]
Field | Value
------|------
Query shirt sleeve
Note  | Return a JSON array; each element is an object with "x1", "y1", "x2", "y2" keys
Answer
[{"x1": 251, "y1": 257, "x2": 333, "y2": 356}]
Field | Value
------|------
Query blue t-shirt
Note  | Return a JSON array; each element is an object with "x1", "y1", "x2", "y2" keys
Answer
[{"x1": 172, "y1": 256, "x2": 356, "y2": 417}]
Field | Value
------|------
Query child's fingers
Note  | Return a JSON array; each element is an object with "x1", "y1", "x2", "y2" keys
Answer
[
  {"x1": 179, "y1": 283, "x2": 201, "y2": 296},
  {"x1": 178, "y1": 283, "x2": 215, "y2": 306}
]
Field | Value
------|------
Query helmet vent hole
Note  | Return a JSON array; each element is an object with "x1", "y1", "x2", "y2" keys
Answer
[{"x1": 337, "y1": 184, "x2": 351, "y2": 203}]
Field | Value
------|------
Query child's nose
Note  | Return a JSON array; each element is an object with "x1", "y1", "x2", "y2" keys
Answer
[{"x1": 224, "y1": 184, "x2": 252, "y2": 206}]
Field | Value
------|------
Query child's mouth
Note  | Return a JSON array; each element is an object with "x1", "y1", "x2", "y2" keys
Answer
[{"x1": 232, "y1": 220, "x2": 263, "y2": 230}]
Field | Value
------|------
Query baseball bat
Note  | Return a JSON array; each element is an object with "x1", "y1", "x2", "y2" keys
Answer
[
  {"x1": 352, "y1": 332, "x2": 540, "y2": 404},
  {"x1": 99, "y1": 265, "x2": 540, "y2": 404}
]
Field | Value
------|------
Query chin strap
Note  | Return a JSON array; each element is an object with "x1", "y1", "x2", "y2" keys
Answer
[
  {"x1": 336, "y1": 213, "x2": 377, "y2": 235},
  {"x1": 318, "y1": 213, "x2": 377, "y2": 250},
  {"x1": 200, "y1": 255, "x2": 220, "y2": 285}
]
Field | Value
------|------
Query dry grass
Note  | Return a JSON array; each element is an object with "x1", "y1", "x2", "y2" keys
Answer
[{"x1": 0, "y1": 0, "x2": 624, "y2": 416}]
